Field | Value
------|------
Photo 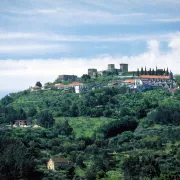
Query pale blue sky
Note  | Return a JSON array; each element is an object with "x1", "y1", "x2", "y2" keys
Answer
[{"x1": 0, "y1": 0, "x2": 180, "y2": 97}]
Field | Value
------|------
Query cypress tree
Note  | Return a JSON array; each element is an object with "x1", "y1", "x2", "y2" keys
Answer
[
  {"x1": 152, "y1": 69, "x2": 155, "y2": 75},
  {"x1": 137, "y1": 68, "x2": 140, "y2": 76},
  {"x1": 156, "y1": 66, "x2": 158, "y2": 75},
  {"x1": 149, "y1": 68, "x2": 152, "y2": 75},
  {"x1": 145, "y1": 67, "x2": 147, "y2": 75},
  {"x1": 166, "y1": 68, "x2": 169, "y2": 76},
  {"x1": 141, "y1": 67, "x2": 144, "y2": 75}
]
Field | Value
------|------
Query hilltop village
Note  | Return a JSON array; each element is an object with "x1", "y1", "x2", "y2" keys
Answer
[
  {"x1": 30, "y1": 63, "x2": 177, "y2": 94},
  {"x1": 1, "y1": 63, "x2": 180, "y2": 179}
]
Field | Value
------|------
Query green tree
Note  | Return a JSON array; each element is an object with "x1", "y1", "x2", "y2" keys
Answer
[
  {"x1": 0, "y1": 137, "x2": 37, "y2": 180},
  {"x1": 35, "y1": 81, "x2": 42, "y2": 87},
  {"x1": 123, "y1": 154, "x2": 160, "y2": 180},
  {"x1": 53, "y1": 119, "x2": 73, "y2": 136},
  {"x1": 166, "y1": 67, "x2": 169, "y2": 76},
  {"x1": 1, "y1": 95, "x2": 13, "y2": 106},
  {"x1": 16, "y1": 108, "x2": 27, "y2": 120},
  {"x1": 149, "y1": 68, "x2": 152, "y2": 75},
  {"x1": 137, "y1": 68, "x2": 140, "y2": 76},
  {"x1": 70, "y1": 103, "x2": 79, "y2": 117},
  {"x1": 175, "y1": 75, "x2": 180, "y2": 87},
  {"x1": 145, "y1": 67, "x2": 147, "y2": 75},
  {"x1": 38, "y1": 110, "x2": 55, "y2": 128},
  {"x1": 164, "y1": 68, "x2": 166, "y2": 75},
  {"x1": 81, "y1": 74, "x2": 91, "y2": 81},
  {"x1": 28, "y1": 107, "x2": 37, "y2": 117},
  {"x1": 152, "y1": 69, "x2": 155, "y2": 75},
  {"x1": 156, "y1": 66, "x2": 158, "y2": 75}
]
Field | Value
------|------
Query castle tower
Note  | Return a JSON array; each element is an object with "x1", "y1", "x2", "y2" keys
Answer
[
  {"x1": 108, "y1": 64, "x2": 115, "y2": 72},
  {"x1": 120, "y1": 64, "x2": 128, "y2": 72},
  {"x1": 88, "y1": 68, "x2": 97, "y2": 77}
]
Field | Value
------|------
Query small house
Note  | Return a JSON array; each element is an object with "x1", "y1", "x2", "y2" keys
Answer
[
  {"x1": 31, "y1": 86, "x2": 42, "y2": 91},
  {"x1": 14, "y1": 120, "x2": 27, "y2": 126},
  {"x1": 47, "y1": 157, "x2": 73, "y2": 171},
  {"x1": 13, "y1": 120, "x2": 32, "y2": 127}
]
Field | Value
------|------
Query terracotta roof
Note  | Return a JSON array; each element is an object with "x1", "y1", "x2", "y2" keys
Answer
[
  {"x1": 124, "y1": 79, "x2": 135, "y2": 83},
  {"x1": 68, "y1": 82, "x2": 84, "y2": 86},
  {"x1": 32, "y1": 86, "x2": 41, "y2": 89},
  {"x1": 138, "y1": 75, "x2": 170, "y2": 79},
  {"x1": 54, "y1": 83, "x2": 65, "y2": 87},
  {"x1": 52, "y1": 157, "x2": 71, "y2": 163},
  {"x1": 54, "y1": 82, "x2": 83, "y2": 87}
]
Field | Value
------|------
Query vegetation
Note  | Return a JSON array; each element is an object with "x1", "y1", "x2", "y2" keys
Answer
[
  {"x1": 175, "y1": 74, "x2": 180, "y2": 87},
  {"x1": 138, "y1": 67, "x2": 170, "y2": 76},
  {"x1": 36, "y1": 81, "x2": 43, "y2": 87},
  {"x1": 0, "y1": 76, "x2": 180, "y2": 179}
]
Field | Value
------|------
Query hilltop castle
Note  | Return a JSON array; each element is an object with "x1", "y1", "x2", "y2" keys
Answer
[{"x1": 88, "y1": 63, "x2": 128, "y2": 77}]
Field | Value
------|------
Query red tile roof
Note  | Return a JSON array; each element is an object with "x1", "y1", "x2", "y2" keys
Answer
[
  {"x1": 138, "y1": 75, "x2": 170, "y2": 79},
  {"x1": 32, "y1": 86, "x2": 41, "y2": 89},
  {"x1": 68, "y1": 82, "x2": 84, "y2": 86},
  {"x1": 124, "y1": 79, "x2": 135, "y2": 83},
  {"x1": 54, "y1": 83, "x2": 65, "y2": 87}
]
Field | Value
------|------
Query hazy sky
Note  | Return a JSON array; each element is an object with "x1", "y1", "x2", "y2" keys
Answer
[{"x1": 0, "y1": 0, "x2": 180, "y2": 97}]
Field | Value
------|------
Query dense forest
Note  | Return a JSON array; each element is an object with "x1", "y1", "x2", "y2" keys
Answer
[{"x1": 0, "y1": 80, "x2": 180, "y2": 179}]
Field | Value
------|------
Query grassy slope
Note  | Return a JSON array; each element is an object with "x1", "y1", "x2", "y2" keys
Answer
[{"x1": 55, "y1": 116, "x2": 114, "y2": 138}]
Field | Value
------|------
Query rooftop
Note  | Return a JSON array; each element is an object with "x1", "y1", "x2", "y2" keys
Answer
[
  {"x1": 68, "y1": 82, "x2": 84, "y2": 86},
  {"x1": 32, "y1": 86, "x2": 41, "y2": 89},
  {"x1": 54, "y1": 83, "x2": 65, "y2": 87},
  {"x1": 124, "y1": 79, "x2": 135, "y2": 83},
  {"x1": 51, "y1": 157, "x2": 71, "y2": 163},
  {"x1": 138, "y1": 75, "x2": 170, "y2": 79}
]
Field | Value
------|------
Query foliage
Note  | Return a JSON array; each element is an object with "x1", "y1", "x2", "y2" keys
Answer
[
  {"x1": 0, "y1": 136, "x2": 40, "y2": 180},
  {"x1": 175, "y1": 74, "x2": 180, "y2": 86},
  {"x1": 1, "y1": 95, "x2": 13, "y2": 106},
  {"x1": 36, "y1": 81, "x2": 42, "y2": 87},
  {"x1": 0, "y1": 80, "x2": 180, "y2": 179},
  {"x1": 81, "y1": 74, "x2": 91, "y2": 82},
  {"x1": 38, "y1": 110, "x2": 55, "y2": 128},
  {"x1": 100, "y1": 116, "x2": 138, "y2": 138},
  {"x1": 147, "y1": 99, "x2": 180, "y2": 125},
  {"x1": 53, "y1": 119, "x2": 73, "y2": 136},
  {"x1": 122, "y1": 153, "x2": 160, "y2": 180}
]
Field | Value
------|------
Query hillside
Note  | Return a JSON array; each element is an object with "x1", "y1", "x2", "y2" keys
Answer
[{"x1": 0, "y1": 83, "x2": 180, "y2": 179}]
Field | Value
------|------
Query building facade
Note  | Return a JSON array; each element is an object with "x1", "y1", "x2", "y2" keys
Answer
[
  {"x1": 88, "y1": 69, "x2": 98, "y2": 77},
  {"x1": 47, "y1": 158, "x2": 73, "y2": 171},
  {"x1": 57, "y1": 75, "x2": 77, "y2": 81},
  {"x1": 108, "y1": 64, "x2": 115, "y2": 72},
  {"x1": 120, "y1": 64, "x2": 128, "y2": 72},
  {"x1": 13, "y1": 120, "x2": 33, "y2": 127}
]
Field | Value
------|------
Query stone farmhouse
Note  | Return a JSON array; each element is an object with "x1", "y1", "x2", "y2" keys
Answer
[
  {"x1": 12, "y1": 120, "x2": 40, "y2": 128},
  {"x1": 47, "y1": 157, "x2": 73, "y2": 171}
]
